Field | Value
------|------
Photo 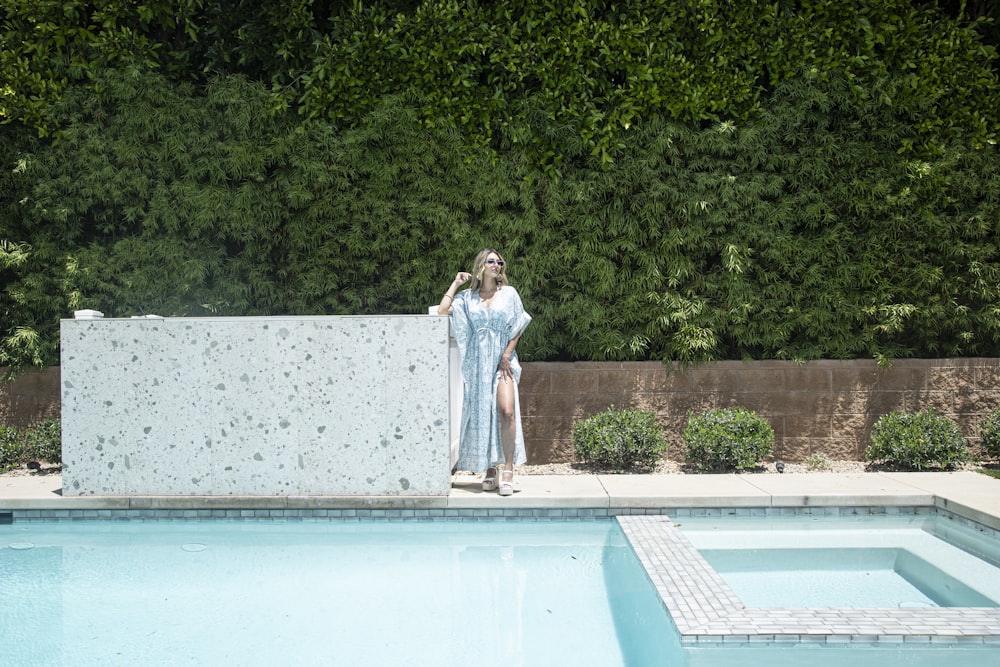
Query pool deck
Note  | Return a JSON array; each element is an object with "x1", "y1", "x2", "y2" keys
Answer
[
  {"x1": 4, "y1": 470, "x2": 1000, "y2": 648},
  {"x1": 2, "y1": 470, "x2": 998, "y2": 528}
]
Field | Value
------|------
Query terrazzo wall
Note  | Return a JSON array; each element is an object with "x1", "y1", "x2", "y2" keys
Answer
[{"x1": 60, "y1": 316, "x2": 453, "y2": 496}]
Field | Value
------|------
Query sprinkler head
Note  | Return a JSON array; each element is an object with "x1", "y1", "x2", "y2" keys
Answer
[{"x1": 775, "y1": 460, "x2": 785, "y2": 473}]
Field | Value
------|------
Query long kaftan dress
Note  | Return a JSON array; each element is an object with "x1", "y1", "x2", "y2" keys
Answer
[{"x1": 450, "y1": 285, "x2": 532, "y2": 473}]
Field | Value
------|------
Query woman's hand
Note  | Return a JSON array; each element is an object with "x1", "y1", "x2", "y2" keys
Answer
[
  {"x1": 498, "y1": 355, "x2": 513, "y2": 382},
  {"x1": 438, "y1": 272, "x2": 472, "y2": 315}
]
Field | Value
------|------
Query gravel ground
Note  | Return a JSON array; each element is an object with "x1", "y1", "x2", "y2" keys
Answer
[
  {"x1": 518, "y1": 458, "x2": 870, "y2": 475},
  {"x1": 519, "y1": 459, "x2": 992, "y2": 475},
  {"x1": 0, "y1": 463, "x2": 62, "y2": 477},
  {"x1": 4, "y1": 459, "x2": 987, "y2": 478},
  {"x1": 0, "y1": 459, "x2": 871, "y2": 478},
  {"x1": 455, "y1": 458, "x2": 952, "y2": 481}
]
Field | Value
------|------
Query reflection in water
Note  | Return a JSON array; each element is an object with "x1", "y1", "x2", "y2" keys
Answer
[{"x1": 3, "y1": 521, "x2": 680, "y2": 665}]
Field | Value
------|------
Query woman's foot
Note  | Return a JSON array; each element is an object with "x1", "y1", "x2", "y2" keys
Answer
[
  {"x1": 481, "y1": 466, "x2": 498, "y2": 492},
  {"x1": 498, "y1": 468, "x2": 514, "y2": 496}
]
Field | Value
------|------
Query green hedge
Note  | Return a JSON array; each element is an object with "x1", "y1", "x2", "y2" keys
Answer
[
  {"x1": 3, "y1": 66, "x2": 1000, "y2": 375},
  {"x1": 0, "y1": 418, "x2": 61, "y2": 472},
  {"x1": 4, "y1": 2, "x2": 999, "y2": 375},
  {"x1": 572, "y1": 406, "x2": 667, "y2": 471},
  {"x1": 682, "y1": 408, "x2": 775, "y2": 471},
  {"x1": 866, "y1": 409, "x2": 970, "y2": 470},
  {"x1": 4, "y1": 1, "x2": 997, "y2": 161},
  {"x1": 978, "y1": 408, "x2": 1000, "y2": 460}
]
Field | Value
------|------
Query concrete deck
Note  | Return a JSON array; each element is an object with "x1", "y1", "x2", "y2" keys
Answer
[{"x1": 2, "y1": 470, "x2": 998, "y2": 528}]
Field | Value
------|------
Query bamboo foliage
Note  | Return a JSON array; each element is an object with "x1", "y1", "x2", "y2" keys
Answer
[
  {"x1": 3, "y1": 1, "x2": 998, "y2": 166},
  {"x1": 626, "y1": 75, "x2": 1000, "y2": 363},
  {"x1": 2, "y1": 63, "x2": 999, "y2": 374},
  {"x1": 292, "y1": 0, "x2": 999, "y2": 170}
]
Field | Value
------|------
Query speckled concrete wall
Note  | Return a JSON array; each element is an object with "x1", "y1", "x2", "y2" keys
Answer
[{"x1": 60, "y1": 316, "x2": 452, "y2": 496}]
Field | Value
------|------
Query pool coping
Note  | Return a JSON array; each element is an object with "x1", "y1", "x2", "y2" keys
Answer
[{"x1": 3, "y1": 470, "x2": 998, "y2": 527}]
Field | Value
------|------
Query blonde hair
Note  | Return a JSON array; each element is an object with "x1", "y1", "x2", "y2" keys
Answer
[{"x1": 468, "y1": 248, "x2": 509, "y2": 292}]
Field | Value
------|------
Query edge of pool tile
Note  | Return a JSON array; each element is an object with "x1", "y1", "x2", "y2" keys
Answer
[
  {"x1": 2, "y1": 472, "x2": 999, "y2": 525},
  {"x1": 934, "y1": 498, "x2": 1000, "y2": 532},
  {"x1": 880, "y1": 471, "x2": 1000, "y2": 532},
  {"x1": 129, "y1": 496, "x2": 453, "y2": 510}
]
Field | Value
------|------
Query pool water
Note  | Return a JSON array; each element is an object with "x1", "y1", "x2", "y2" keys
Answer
[
  {"x1": 679, "y1": 514, "x2": 1000, "y2": 608},
  {"x1": 3, "y1": 516, "x2": 999, "y2": 667},
  {"x1": 700, "y1": 547, "x2": 995, "y2": 608},
  {"x1": 673, "y1": 513, "x2": 1000, "y2": 667},
  {"x1": 1, "y1": 521, "x2": 677, "y2": 666}
]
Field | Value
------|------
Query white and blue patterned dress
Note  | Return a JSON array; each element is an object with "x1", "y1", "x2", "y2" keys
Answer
[{"x1": 450, "y1": 285, "x2": 532, "y2": 473}]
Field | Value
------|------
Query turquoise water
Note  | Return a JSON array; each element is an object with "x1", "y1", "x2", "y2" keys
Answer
[
  {"x1": 677, "y1": 514, "x2": 1000, "y2": 667},
  {"x1": 3, "y1": 517, "x2": 999, "y2": 666},
  {"x1": 1, "y1": 521, "x2": 677, "y2": 666},
  {"x1": 700, "y1": 547, "x2": 996, "y2": 607},
  {"x1": 679, "y1": 514, "x2": 1000, "y2": 608}
]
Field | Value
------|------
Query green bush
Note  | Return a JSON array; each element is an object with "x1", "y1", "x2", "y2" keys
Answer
[
  {"x1": 0, "y1": 419, "x2": 62, "y2": 472},
  {"x1": 683, "y1": 408, "x2": 775, "y2": 472},
  {"x1": 23, "y1": 418, "x2": 62, "y2": 465},
  {"x1": 5, "y1": 66, "x2": 1000, "y2": 377},
  {"x1": 0, "y1": 426, "x2": 25, "y2": 473},
  {"x1": 978, "y1": 408, "x2": 1000, "y2": 460},
  {"x1": 572, "y1": 406, "x2": 667, "y2": 471},
  {"x1": 866, "y1": 409, "x2": 971, "y2": 470}
]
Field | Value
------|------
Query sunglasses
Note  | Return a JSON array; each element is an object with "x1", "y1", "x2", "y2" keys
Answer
[{"x1": 485, "y1": 259, "x2": 505, "y2": 267}]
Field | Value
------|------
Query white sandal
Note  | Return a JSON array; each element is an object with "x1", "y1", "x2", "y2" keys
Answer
[
  {"x1": 498, "y1": 469, "x2": 514, "y2": 496},
  {"x1": 481, "y1": 466, "x2": 499, "y2": 492}
]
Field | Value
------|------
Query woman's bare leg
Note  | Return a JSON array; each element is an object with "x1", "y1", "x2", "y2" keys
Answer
[{"x1": 496, "y1": 375, "x2": 517, "y2": 471}]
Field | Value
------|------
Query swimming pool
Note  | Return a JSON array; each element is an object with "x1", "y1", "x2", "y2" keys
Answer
[
  {"x1": 1, "y1": 520, "x2": 677, "y2": 666},
  {"x1": 4, "y1": 514, "x2": 1000, "y2": 666}
]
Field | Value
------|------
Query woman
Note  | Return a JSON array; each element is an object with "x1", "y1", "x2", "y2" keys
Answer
[{"x1": 438, "y1": 248, "x2": 531, "y2": 496}]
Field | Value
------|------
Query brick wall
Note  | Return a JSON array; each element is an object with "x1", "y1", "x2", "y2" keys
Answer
[
  {"x1": 0, "y1": 367, "x2": 61, "y2": 428},
  {"x1": 519, "y1": 358, "x2": 1000, "y2": 463},
  {"x1": 6, "y1": 360, "x2": 1000, "y2": 463}
]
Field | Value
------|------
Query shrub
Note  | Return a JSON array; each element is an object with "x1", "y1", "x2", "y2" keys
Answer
[
  {"x1": 979, "y1": 408, "x2": 1000, "y2": 460},
  {"x1": 0, "y1": 419, "x2": 62, "y2": 472},
  {"x1": 0, "y1": 426, "x2": 25, "y2": 473},
  {"x1": 804, "y1": 452, "x2": 833, "y2": 471},
  {"x1": 866, "y1": 409, "x2": 970, "y2": 470},
  {"x1": 683, "y1": 408, "x2": 775, "y2": 471},
  {"x1": 573, "y1": 406, "x2": 667, "y2": 471},
  {"x1": 23, "y1": 418, "x2": 62, "y2": 464}
]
